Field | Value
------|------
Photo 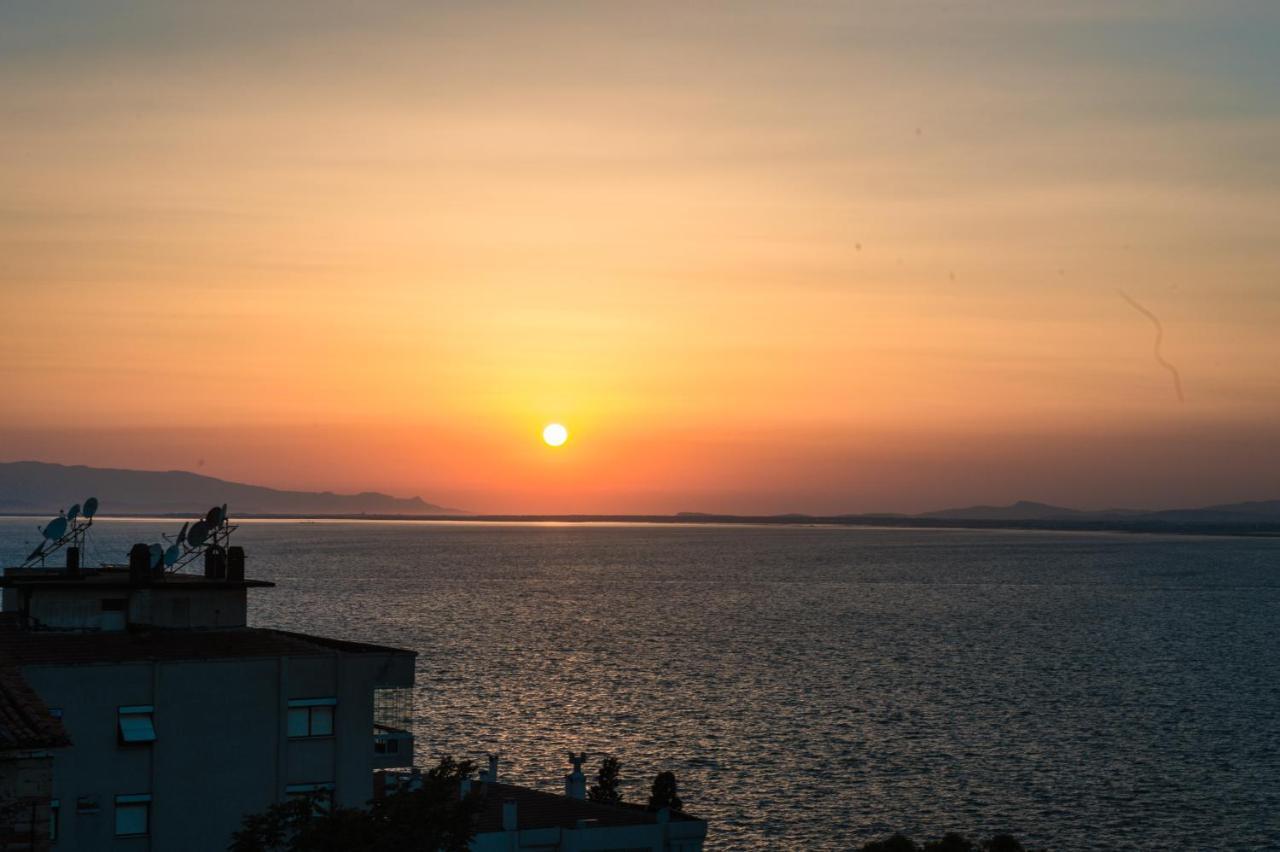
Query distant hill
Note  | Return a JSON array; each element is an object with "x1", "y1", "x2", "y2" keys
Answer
[
  {"x1": 920, "y1": 500, "x2": 1092, "y2": 521},
  {"x1": 1143, "y1": 500, "x2": 1280, "y2": 523},
  {"x1": 918, "y1": 498, "x2": 1279, "y2": 524},
  {"x1": 0, "y1": 461, "x2": 463, "y2": 517},
  {"x1": 673, "y1": 498, "x2": 1280, "y2": 533}
]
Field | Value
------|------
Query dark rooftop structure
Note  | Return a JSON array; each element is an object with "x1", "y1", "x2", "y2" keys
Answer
[
  {"x1": 475, "y1": 782, "x2": 699, "y2": 833},
  {"x1": 0, "y1": 615, "x2": 409, "y2": 667},
  {"x1": 0, "y1": 567, "x2": 273, "y2": 590}
]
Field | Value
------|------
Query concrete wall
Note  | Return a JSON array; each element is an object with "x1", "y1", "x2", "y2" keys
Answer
[
  {"x1": 9, "y1": 586, "x2": 249, "y2": 632},
  {"x1": 128, "y1": 587, "x2": 247, "y2": 629},
  {"x1": 22, "y1": 648, "x2": 413, "y2": 852}
]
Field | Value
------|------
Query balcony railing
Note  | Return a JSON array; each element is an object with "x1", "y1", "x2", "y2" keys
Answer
[{"x1": 372, "y1": 724, "x2": 414, "y2": 767}]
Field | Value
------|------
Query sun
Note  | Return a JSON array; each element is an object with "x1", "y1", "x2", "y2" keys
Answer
[{"x1": 542, "y1": 423, "x2": 569, "y2": 447}]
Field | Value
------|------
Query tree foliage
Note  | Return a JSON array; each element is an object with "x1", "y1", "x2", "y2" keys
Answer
[
  {"x1": 228, "y1": 757, "x2": 479, "y2": 852},
  {"x1": 587, "y1": 756, "x2": 622, "y2": 806},
  {"x1": 646, "y1": 770, "x2": 682, "y2": 813},
  {"x1": 860, "y1": 832, "x2": 1037, "y2": 852}
]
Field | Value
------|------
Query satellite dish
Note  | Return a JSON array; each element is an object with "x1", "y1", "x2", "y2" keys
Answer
[
  {"x1": 187, "y1": 521, "x2": 209, "y2": 549},
  {"x1": 206, "y1": 505, "x2": 223, "y2": 526},
  {"x1": 67, "y1": 503, "x2": 81, "y2": 523},
  {"x1": 177, "y1": 521, "x2": 189, "y2": 545},
  {"x1": 149, "y1": 543, "x2": 164, "y2": 569},
  {"x1": 42, "y1": 516, "x2": 68, "y2": 541},
  {"x1": 83, "y1": 497, "x2": 99, "y2": 519},
  {"x1": 164, "y1": 543, "x2": 182, "y2": 566}
]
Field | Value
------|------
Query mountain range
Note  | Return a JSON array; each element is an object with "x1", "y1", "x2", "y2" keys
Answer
[
  {"x1": 0, "y1": 461, "x2": 462, "y2": 517},
  {"x1": 3, "y1": 461, "x2": 1278, "y2": 528},
  {"x1": 912, "y1": 498, "x2": 1280, "y2": 523}
]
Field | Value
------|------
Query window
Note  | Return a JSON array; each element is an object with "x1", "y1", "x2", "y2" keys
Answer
[
  {"x1": 118, "y1": 705, "x2": 156, "y2": 744},
  {"x1": 49, "y1": 707, "x2": 63, "y2": 720},
  {"x1": 49, "y1": 799, "x2": 59, "y2": 842},
  {"x1": 114, "y1": 794, "x2": 150, "y2": 836},
  {"x1": 287, "y1": 698, "x2": 335, "y2": 738},
  {"x1": 285, "y1": 783, "x2": 334, "y2": 814},
  {"x1": 101, "y1": 598, "x2": 127, "y2": 611}
]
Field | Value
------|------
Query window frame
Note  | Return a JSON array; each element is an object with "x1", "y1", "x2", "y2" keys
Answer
[
  {"x1": 285, "y1": 782, "x2": 334, "y2": 814},
  {"x1": 114, "y1": 793, "x2": 151, "y2": 837},
  {"x1": 117, "y1": 705, "x2": 156, "y2": 745},
  {"x1": 287, "y1": 698, "x2": 336, "y2": 739}
]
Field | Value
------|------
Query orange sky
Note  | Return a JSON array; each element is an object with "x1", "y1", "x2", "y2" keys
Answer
[{"x1": 2, "y1": 3, "x2": 1279, "y2": 513}]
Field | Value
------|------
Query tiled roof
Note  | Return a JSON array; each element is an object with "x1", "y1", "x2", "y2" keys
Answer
[
  {"x1": 0, "y1": 666, "x2": 69, "y2": 749},
  {"x1": 0, "y1": 620, "x2": 414, "y2": 667},
  {"x1": 474, "y1": 783, "x2": 698, "y2": 833}
]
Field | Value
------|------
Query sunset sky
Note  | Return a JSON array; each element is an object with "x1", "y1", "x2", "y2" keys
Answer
[{"x1": 2, "y1": 2, "x2": 1278, "y2": 514}]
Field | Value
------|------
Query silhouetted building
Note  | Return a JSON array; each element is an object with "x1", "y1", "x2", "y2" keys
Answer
[
  {"x1": 0, "y1": 666, "x2": 69, "y2": 851},
  {"x1": 0, "y1": 554, "x2": 414, "y2": 851},
  {"x1": 379, "y1": 756, "x2": 708, "y2": 852}
]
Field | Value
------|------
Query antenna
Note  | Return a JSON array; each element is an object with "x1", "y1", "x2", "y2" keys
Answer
[
  {"x1": 160, "y1": 504, "x2": 238, "y2": 575},
  {"x1": 19, "y1": 497, "x2": 100, "y2": 570}
]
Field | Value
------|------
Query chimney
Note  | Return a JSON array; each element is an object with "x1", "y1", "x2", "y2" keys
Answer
[
  {"x1": 226, "y1": 546, "x2": 245, "y2": 582},
  {"x1": 483, "y1": 753, "x2": 499, "y2": 785},
  {"x1": 128, "y1": 544, "x2": 151, "y2": 585},
  {"x1": 65, "y1": 546, "x2": 80, "y2": 577},
  {"x1": 564, "y1": 752, "x2": 587, "y2": 800},
  {"x1": 204, "y1": 545, "x2": 227, "y2": 580},
  {"x1": 501, "y1": 799, "x2": 517, "y2": 832}
]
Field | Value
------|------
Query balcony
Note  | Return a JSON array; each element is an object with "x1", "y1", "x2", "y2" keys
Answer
[
  {"x1": 372, "y1": 686, "x2": 414, "y2": 768},
  {"x1": 372, "y1": 725, "x2": 414, "y2": 767}
]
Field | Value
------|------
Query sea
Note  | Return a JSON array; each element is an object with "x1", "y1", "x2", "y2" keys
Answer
[{"x1": 2, "y1": 518, "x2": 1278, "y2": 850}]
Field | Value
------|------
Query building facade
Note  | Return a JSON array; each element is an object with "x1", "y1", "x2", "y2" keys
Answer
[{"x1": 0, "y1": 547, "x2": 415, "y2": 851}]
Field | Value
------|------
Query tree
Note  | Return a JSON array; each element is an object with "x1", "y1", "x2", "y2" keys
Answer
[
  {"x1": 646, "y1": 771, "x2": 682, "y2": 813},
  {"x1": 228, "y1": 757, "x2": 479, "y2": 852},
  {"x1": 587, "y1": 756, "x2": 622, "y2": 806},
  {"x1": 861, "y1": 834, "x2": 919, "y2": 852},
  {"x1": 982, "y1": 835, "x2": 1025, "y2": 852},
  {"x1": 860, "y1": 833, "x2": 1035, "y2": 852}
]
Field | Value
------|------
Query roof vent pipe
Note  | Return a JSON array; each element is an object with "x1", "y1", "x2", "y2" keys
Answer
[
  {"x1": 501, "y1": 799, "x2": 517, "y2": 832},
  {"x1": 227, "y1": 546, "x2": 245, "y2": 582},
  {"x1": 482, "y1": 753, "x2": 499, "y2": 785},
  {"x1": 565, "y1": 752, "x2": 587, "y2": 800},
  {"x1": 205, "y1": 545, "x2": 227, "y2": 580},
  {"x1": 128, "y1": 544, "x2": 151, "y2": 585}
]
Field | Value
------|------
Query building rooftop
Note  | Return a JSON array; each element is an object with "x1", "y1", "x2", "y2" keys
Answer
[
  {"x1": 0, "y1": 615, "x2": 413, "y2": 666},
  {"x1": 474, "y1": 782, "x2": 699, "y2": 833},
  {"x1": 0, "y1": 665, "x2": 70, "y2": 750},
  {"x1": 0, "y1": 566, "x2": 274, "y2": 590}
]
